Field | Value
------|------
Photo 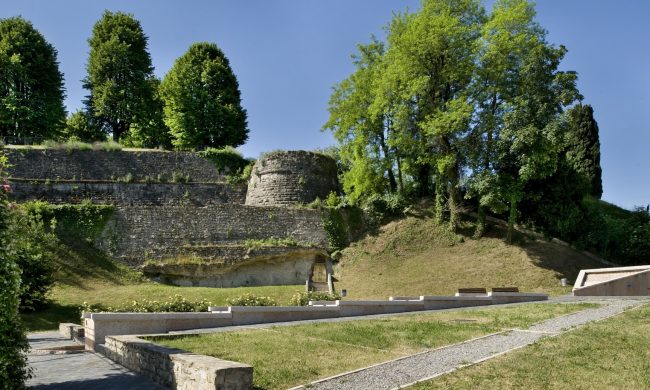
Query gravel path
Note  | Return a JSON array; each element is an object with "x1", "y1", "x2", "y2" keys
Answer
[
  {"x1": 292, "y1": 298, "x2": 646, "y2": 390},
  {"x1": 27, "y1": 331, "x2": 165, "y2": 390}
]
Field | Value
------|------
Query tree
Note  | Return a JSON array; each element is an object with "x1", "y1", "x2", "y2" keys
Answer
[
  {"x1": 0, "y1": 16, "x2": 66, "y2": 141},
  {"x1": 161, "y1": 42, "x2": 248, "y2": 150},
  {"x1": 62, "y1": 110, "x2": 106, "y2": 142},
  {"x1": 84, "y1": 11, "x2": 157, "y2": 142},
  {"x1": 376, "y1": 0, "x2": 484, "y2": 229},
  {"x1": 120, "y1": 77, "x2": 172, "y2": 149},
  {"x1": 323, "y1": 38, "x2": 401, "y2": 202},
  {"x1": 466, "y1": 0, "x2": 580, "y2": 240},
  {"x1": 0, "y1": 151, "x2": 30, "y2": 388},
  {"x1": 566, "y1": 103, "x2": 602, "y2": 198}
]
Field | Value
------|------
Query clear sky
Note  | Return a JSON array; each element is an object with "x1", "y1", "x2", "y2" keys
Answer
[{"x1": 1, "y1": 1, "x2": 648, "y2": 210}]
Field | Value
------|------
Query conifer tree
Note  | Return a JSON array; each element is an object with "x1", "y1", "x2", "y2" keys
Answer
[{"x1": 566, "y1": 103, "x2": 603, "y2": 198}]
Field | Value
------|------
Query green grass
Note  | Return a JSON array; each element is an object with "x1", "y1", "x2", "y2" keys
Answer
[
  {"x1": 416, "y1": 303, "x2": 650, "y2": 389},
  {"x1": 21, "y1": 239, "x2": 301, "y2": 331},
  {"x1": 150, "y1": 303, "x2": 596, "y2": 390},
  {"x1": 336, "y1": 206, "x2": 605, "y2": 299}
]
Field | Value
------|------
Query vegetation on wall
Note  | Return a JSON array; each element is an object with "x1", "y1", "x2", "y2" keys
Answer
[
  {"x1": 22, "y1": 200, "x2": 114, "y2": 243},
  {"x1": 197, "y1": 146, "x2": 253, "y2": 184}
]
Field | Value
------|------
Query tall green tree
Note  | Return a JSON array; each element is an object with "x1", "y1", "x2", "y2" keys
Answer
[
  {"x1": 324, "y1": 38, "x2": 403, "y2": 202},
  {"x1": 161, "y1": 42, "x2": 248, "y2": 150},
  {"x1": 377, "y1": 0, "x2": 484, "y2": 229},
  {"x1": 566, "y1": 103, "x2": 602, "y2": 198},
  {"x1": 0, "y1": 16, "x2": 66, "y2": 141},
  {"x1": 466, "y1": 0, "x2": 580, "y2": 240},
  {"x1": 84, "y1": 11, "x2": 157, "y2": 142}
]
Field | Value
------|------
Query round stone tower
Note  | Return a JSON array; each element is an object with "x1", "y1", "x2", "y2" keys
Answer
[{"x1": 245, "y1": 150, "x2": 339, "y2": 207}]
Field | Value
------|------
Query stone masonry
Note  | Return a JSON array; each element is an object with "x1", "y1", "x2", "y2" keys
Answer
[{"x1": 246, "y1": 150, "x2": 339, "y2": 207}]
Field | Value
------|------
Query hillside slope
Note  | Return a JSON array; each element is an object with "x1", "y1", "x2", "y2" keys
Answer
[{"x1": 335, "y1": 207, "x2": 606, "y2": 298}]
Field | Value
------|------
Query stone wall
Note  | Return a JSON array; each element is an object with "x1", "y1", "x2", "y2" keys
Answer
[
  {"x1": 9, "y1": 180, "x2": 246, "y2": 206},
  {"x1": 103, "y1": 334, "x2": 252, "y2": 390},
  {"x1": 245, "y1": 150, "x2": 339, "y2": 207},
  {"x1": 97, "y1": 204, "x2": 328, "y2": 263},
  {"x1": 5, "y1": 149, "x2": 226, "y2": 182}
]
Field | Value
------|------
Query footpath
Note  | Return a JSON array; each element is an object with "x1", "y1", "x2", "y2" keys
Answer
[{"x1": 26, "y1": 297, "x2": 648, "y2": 389}]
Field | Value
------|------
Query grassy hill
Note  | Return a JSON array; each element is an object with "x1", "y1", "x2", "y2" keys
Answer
[{"x1": 335, "y1": 204, "x2": 606, "y2": 298}]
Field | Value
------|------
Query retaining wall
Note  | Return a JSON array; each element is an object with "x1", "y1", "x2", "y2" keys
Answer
[
  {"x1": 97, "y1": 205, "x2": 328, "y2": 263},
  {"x1": 84, "y1": 292, "x2": 548, "y2": 350},
  {"x1": 9, "y1": 180, "x2": 246, "y2": 205},
  {"x1": 104, "y1": 335, "x2": 252, "y2": 390},
  {"x1": 5, "y1": 148, "x2": 226, "y2": 182}
]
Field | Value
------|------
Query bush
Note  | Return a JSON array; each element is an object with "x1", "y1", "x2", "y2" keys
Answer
[
  {"x1": 226, "y1": 293, "x2": 277, "y2": 307},
  {"x1": 288, "y1": 291, "x2": 341, "y2": 306},
  {"x1": 197, "y1": 146, "x2": 248, "y2": 174},
  {"x1": 80, "y1": 295, "x2": 212, "y2": 314},
  {"x1": 9, "y1": 210, "x2": 57, "y2": 311},
  {"x1": 0, "y1": 151, "x2": 30, "y2": 387}
]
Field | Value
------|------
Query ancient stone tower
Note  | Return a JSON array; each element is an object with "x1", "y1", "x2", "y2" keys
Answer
[{"x1": 245, "y1": 150, "x2": 339, "y2": 207}]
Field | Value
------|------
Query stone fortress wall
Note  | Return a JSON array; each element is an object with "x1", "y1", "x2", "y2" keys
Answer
[{"x1": 6, "y1": 148, "x2": 340, "y2": 287}]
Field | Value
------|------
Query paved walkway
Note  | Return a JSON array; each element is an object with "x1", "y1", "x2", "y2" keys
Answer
[
  {"x1": 291, "y1": 298, "x2": 647, "y2": 390},
  {"x1": 27, "y1": 332, "x2": 165, "y2": 390}
]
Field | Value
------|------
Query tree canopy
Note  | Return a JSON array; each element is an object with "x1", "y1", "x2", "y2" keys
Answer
[
  {"x1": 324, "y1": 0, "x2": 582, "y2": 239},
  {"x1": 161, "y1": 42, "x2": 248, "y2": 150},
  {"x1": 0, "y1": 16, "x2": 66, "y2": 141},
  {"x1": 84, "y1": 11, "x2": 157, "y2": 142}
]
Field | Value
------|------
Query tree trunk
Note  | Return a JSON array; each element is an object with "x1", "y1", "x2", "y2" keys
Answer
[
  {"x1": 507, "y1": 197, "x2": 517, "y2": 243},
  {"x1": 434, "y1": 177, "x2": 445, "y2": 225},
  {"x1": 474, "y1": 204, "x2": 486, "y2": 238}
]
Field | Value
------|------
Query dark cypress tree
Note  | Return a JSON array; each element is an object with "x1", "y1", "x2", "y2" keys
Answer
[{"x1": 566, "y1": 104, "x2": 603, "y2": 198}]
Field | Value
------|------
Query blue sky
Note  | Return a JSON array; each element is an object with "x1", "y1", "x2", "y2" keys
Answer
[{"x1": 1, "y1": 1, "x2": 648, "y2": 210}]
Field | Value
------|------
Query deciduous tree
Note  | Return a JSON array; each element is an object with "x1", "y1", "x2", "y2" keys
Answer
[
  {"x1": 84, "y1": 11, "x2": 157, "y2": 142},
  {"x1": 0, "y1": 16, "x2": 66, "y2": 141},
  {"x1": 161, "y1": 42, "x2": 248, "y2": 150}
]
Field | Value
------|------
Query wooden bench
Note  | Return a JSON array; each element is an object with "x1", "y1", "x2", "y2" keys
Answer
[
  {"x1": 457, "y1": 288, "x2": 487, "y2": 294},
  {"x1": 491, "y1": 287, "x2": 519, "y2": 293}
]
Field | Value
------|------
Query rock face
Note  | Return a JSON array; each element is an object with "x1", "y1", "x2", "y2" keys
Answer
[{"x1": 245, "y1": 151, "x2": 339, "y2": 207}]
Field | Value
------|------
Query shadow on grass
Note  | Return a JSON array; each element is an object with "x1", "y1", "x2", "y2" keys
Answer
[
  {"x1": 22, "y1": 302, "x2": 80, "y2": 332},
  {"x1": 462, "y1": 218, "x2": 604, "y2": 284},
  {"x1": 53, "y1": 238, "x2": 140, "y2": 289}
]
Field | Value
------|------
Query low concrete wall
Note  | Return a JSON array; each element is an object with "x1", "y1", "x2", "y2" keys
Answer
[
  {"x1": 573, "y1": 265, "x2": 650, "y2": 296},
  {"x1": 85, "y1": 293, "x2": 549, "y2": 351},
  {"x1": 104, "y1": 334, "x2": 252, "y2": 390},
  {"x1": 85, "y1": 312, "x2": 233, "y2": 350}
]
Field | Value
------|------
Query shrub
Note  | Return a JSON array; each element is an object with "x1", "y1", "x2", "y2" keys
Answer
[
  {"x1": 0, "y1": 151, "x2": 30, "y2": 387},
  {"x1": 80, "y1": 295, "x2": 212, "y2": 314},
  {"x1": 226, "y1": 293, "x2": 277, "y2": 307},
  {"x1": 288, "y1": 291, "x2": 341, "y2": 306},
  {"x1": 197, "y1": 146, "x2": 248, "y2": 174},
  {"x1": 9, "y1": 210, "x2": 57, "y2": 311}
]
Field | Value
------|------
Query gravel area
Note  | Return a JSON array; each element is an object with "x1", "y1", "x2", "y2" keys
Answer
[{"x1": 295, "y1": 298, "x2": 646, "y2": 390}]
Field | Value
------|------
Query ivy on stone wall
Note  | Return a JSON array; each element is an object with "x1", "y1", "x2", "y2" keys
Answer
[{"x1": 22, "y1": 200, "x2": 114, "y2": 243}]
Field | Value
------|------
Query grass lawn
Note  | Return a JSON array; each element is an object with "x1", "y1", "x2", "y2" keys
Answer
[
  {"x1": 415, "y1": 303, "x2": 650, "y2": 390},
  {"x1": 336, "y1": 210, "x2": 604, "y2": 299},
  {"x1": 151, "y1": 303, "x2": 596, "y2": 390}
]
